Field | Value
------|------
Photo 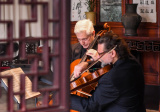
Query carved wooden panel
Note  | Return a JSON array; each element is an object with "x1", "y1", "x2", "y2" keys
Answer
[{"x1": 0, "y1": 0, "x2": 70, "y2": 112}]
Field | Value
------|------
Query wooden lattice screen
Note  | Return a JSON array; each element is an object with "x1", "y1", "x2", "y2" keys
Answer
[{"x1": 0, "y1": 0, "x2": 70, "y2": 112}]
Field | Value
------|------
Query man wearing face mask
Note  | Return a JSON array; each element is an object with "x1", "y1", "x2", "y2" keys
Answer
[{"x1": 71, "y1": 31, "x2": 146, "y2": 112}]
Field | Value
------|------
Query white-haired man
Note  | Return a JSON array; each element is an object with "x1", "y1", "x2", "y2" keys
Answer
[{"x1": 71, "y1": 19, "x2": 96, "y2": 62}]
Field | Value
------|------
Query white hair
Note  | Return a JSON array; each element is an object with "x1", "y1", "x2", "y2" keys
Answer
[{"x1": 74, "y1": 19, "x2": 94, "y2": 35}]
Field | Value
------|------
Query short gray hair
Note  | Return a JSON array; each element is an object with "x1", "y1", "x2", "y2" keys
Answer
[{"x1": 74, "y1": 19, "x2": 94, "y2": 35}]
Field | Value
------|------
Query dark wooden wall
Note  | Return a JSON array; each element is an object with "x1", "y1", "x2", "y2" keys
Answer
[{"x1": 70, "y1": 0, "x2": 160, "y2": 110}]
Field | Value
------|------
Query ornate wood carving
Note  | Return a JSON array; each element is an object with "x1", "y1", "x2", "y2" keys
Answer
[{"x1": 125, "y1": 39, "x2": 160, "y2": 52}]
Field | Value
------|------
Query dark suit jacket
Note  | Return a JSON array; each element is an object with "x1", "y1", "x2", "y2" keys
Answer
[{"x1": 71, "y1": 55, "x2": 146, "y2": 112}]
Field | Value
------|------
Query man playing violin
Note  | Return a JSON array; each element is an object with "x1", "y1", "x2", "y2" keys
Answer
[
  {"x1": 71, "y1": 19, "x2": 96, "y2": 62},
  {"x1": 71, "y1": 31, "x2": 146, "y2": 112}
]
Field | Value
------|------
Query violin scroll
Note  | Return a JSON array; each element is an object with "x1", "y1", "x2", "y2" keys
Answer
[
  {"x1": 96, "y1": 23, "x2": 110, "y2": 38},
  {"x1": 103, "y1": 23, "x2": 110, "y2": 31}
]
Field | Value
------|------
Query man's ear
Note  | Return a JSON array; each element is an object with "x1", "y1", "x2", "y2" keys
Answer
[
  {"x1": 93, "y1": 31, "x2": 95, "y2": 36},
  {"x1": 111, "y1": 50, "x2": 116, "y2": 58}
]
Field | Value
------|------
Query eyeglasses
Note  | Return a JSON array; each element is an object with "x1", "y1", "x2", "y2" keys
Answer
[
  {"x1": 98, "y1": 51, "x2": 110, "y2": 57},
  {"x1": 77, "y1": 35, "x2": 92, "y2": 42}
]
